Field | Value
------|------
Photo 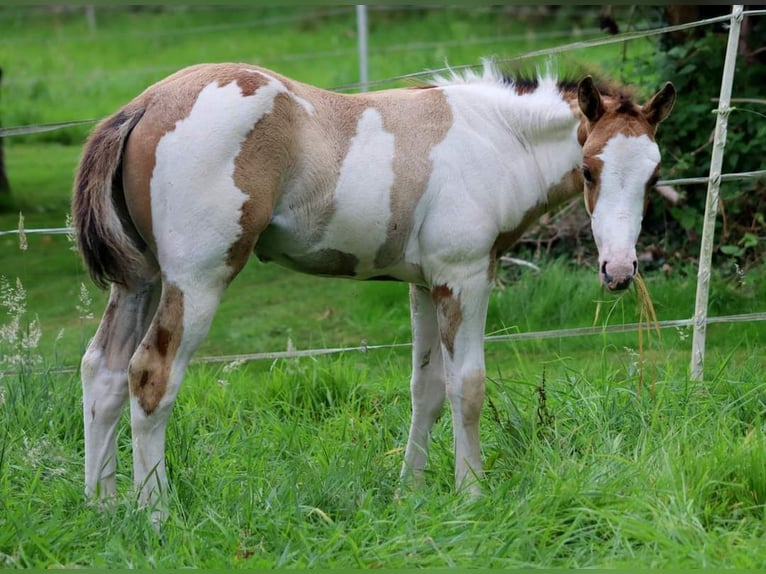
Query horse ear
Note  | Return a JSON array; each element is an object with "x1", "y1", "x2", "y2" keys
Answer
[
  {"x1": 577, "y1": 75, "x2": 604, "y2": 123},
  {"x1": 643, "y1": 82, "x2": 676, "y2": 125}
]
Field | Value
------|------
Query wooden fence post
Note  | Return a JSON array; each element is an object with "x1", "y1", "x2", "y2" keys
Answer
[{"x1": 690, "y1": 5, "x2": 744, "y2": 381}]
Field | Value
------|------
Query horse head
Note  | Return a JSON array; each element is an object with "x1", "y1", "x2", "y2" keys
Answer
[{"x1": 576, "y1": 76, "x2": 676, "y2": 291}]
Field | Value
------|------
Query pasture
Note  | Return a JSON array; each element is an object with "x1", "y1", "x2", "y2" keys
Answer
[{"x1": 1, "y1": 6, "x2": 765, "y2": 568}]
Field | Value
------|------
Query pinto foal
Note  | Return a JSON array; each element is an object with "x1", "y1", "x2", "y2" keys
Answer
[{"x1": 72, "y1": 61, "x2": 675, "y2": 515}]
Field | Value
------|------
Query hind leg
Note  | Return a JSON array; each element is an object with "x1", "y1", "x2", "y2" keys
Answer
[
  {"x1": 127, "y1": 272, "x2": 232, "y2": 516},
  {"x1": 82, "y1": 281, "x2": 159, "y2": 500}
]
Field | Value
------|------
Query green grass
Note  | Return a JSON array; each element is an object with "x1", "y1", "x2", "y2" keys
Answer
[
  {"x1": 2, "y1": 337, "x2": 765, "y2": 567},
  {"x1": 1, "y1": 5, "x2": 765, "y2": 569}
]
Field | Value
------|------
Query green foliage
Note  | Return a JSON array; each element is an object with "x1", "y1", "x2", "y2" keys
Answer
[{"x1": 640, "y1": 24, "x2": 766, "y2": 268}]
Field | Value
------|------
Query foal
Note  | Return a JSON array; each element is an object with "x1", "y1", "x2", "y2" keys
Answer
[{"x1": 72, "y1": 60, "x2": 675, "y2": 514}]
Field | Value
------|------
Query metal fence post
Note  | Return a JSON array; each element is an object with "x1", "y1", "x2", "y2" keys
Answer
[{"x1": 356, "y1": 5, "x2": 369, "y2": 92}]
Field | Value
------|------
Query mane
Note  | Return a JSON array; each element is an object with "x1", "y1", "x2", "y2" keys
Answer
[{"x1": 428, "y1": 58, "x2": 636, "y2": 104}]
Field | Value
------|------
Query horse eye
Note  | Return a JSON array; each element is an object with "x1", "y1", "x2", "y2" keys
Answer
[{"x1": 582, "y1": 166, "x2": 594, "y2": 184}]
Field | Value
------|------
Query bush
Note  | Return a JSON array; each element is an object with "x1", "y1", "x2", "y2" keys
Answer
[{"x1": 641, "y1": 14, "x2": 766, "y2": 270}]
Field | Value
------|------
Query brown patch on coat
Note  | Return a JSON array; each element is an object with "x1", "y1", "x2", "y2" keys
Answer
[
  {"x1": 228, "y1": 90, "x2": 300, "y2": 275},
  {"x1": 372, "y1": 89, "x2": 452, "y2": 268},
  {"x1": 128, "y1": 283, "x2": 184, "y2": 415},
  {"x1": 488, "y1": 167, "x2": 584, "y2": 280},
  {"x1": 431, "y1": 285, "x2": 462, "y2": 358},
  {"x1": 251, "y1": 82, "x2": 451, "y2": 276},
  {"x1": 250, "y1": 88, "x2": 369, "y2": 258}
]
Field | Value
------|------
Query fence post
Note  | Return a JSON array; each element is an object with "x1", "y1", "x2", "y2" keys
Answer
[
  {"x1": 85, "y1": 6, "x2": 97, "y2": 32},
  {"x1": 690, "y1": 5, "x2": 744, "y2": 381},
  {"x1": 356, "y1": 5, "x2": 369, "y2": 92},
  {"x1": 0, "y1": 67, "x2": 10, "y2": 198}
]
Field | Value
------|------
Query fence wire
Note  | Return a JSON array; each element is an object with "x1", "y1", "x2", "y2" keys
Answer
[
  {"x1": 2, "y1": 9, "x2": 765, "y2": 136},
  {"x1": 2, "y1": 311, "x2": 764, "y2": 379},
  {"x1": 4, "y1": 167, "x2": 766, "y2": 238},
  {"x1": 1, "y1": 7, "x2": 764, "y2": 376}
]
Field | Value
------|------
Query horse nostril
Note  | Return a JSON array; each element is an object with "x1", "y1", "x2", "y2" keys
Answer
[
  {"x1": 601, "y1": 261, "x2": 613, "y2": 285},
  {"x1": 632, "y1": 260, "x2": 638, "y2": 275}
]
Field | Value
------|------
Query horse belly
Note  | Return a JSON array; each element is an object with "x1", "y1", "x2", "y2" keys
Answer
[
  {"x1": 255, "y1": 106, "x2": 426, "y2": 282},
  {"x1": 255, "y1": 204, "x2": 421, "y2": 281}
]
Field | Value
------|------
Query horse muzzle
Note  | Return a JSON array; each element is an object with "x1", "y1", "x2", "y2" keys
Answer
[{"x1": 600, "y1": 259, "x2": 637, "y2": 292}]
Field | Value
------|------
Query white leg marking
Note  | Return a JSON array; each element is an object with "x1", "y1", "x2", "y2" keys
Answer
[
  {"x1": 401, "y1": 285, "x2": 446, "y2": 484},
  {"x1": 83, "y1": 283, "x2": 156, "y2": 500}
]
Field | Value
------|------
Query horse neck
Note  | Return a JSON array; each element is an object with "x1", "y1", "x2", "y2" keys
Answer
[{"x1": 493, "y1": 84, "x2": 584, "y2": 206}]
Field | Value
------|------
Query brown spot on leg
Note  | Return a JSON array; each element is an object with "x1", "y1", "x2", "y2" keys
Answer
[
  {"x1": 431, "y1": 285, "x2": 462, "y2": 358},
  {"x1": 156, "y1": 327, "x2": 171, "y2": 357},
  {"x1": 129, "y1": 283, "x2": 184, "y2": 415},
  {"x1": 460, "y1": 369, "x2": 486, "y2": 426},
  {"x1": 420, "y1": 348, "x2": 432, "y2": 369}
]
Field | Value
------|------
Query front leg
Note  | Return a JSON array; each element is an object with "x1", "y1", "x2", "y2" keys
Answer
[
  {"x1": 401, "y1": 284, "x2": 446, "y2": 485},
  {"x1": 431, "y1": 269, "x2": 493, "y2": 494}
]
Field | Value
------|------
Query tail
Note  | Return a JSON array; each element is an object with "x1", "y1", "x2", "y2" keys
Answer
[{"x1": 72, "y1": 104, "x2": 147, "y2": 290}]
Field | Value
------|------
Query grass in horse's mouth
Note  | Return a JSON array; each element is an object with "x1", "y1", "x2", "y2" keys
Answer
[{"x1": 634, "y1": 272, "x2": 660, "y2": 397}]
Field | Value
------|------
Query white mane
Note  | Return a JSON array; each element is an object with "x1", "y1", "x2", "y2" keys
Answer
[{"x1": 430, "y1": 57, "x2": 561, "y2": 93}]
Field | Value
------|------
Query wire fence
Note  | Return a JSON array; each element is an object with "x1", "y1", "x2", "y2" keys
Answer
[
  {"x1": 0, "y1": 7, "x2": 764, "y2": 377},
  {"x1": 2, "y1": 311, "x2": 764, "y2": 379}
]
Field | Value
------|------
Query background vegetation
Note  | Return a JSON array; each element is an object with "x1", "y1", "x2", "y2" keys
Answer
[{"x1": 0, "y1": 5, "x2": 764, "y2": 568}]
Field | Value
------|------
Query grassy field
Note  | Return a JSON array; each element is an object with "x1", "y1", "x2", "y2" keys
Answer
[{"x1": 1, "y1": 5, "x2": 765, "y2": 569}]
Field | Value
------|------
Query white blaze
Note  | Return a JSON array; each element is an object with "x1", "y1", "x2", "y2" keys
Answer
[{"x1": 591, "y1": 133, "x2": 659, "y2": 268}]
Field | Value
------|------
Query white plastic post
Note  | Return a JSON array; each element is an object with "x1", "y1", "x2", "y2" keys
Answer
[
  {"x1": 690, "y1": 5, "x2": 744, "y2": 381},
  {"x1": 356, "y1": 5, "x2": 369, "y2": 92}
]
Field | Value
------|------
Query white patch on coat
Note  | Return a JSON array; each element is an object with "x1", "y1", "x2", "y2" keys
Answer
[
  {"x1": 150, "y1": 77, "x2": 287, "y2": 292},
  {"x1": 243, "y1": 68, "x2": 315, "y2": 115},
  {"x1": 410, "y1": 80, "x2": 581, "y2": 286},
  {"x1": 314, "y1": 107, "x2": 395, "y2": 271},
  {"x1": 590, "y1": 133, "x2": 659, "y2": 265}
]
